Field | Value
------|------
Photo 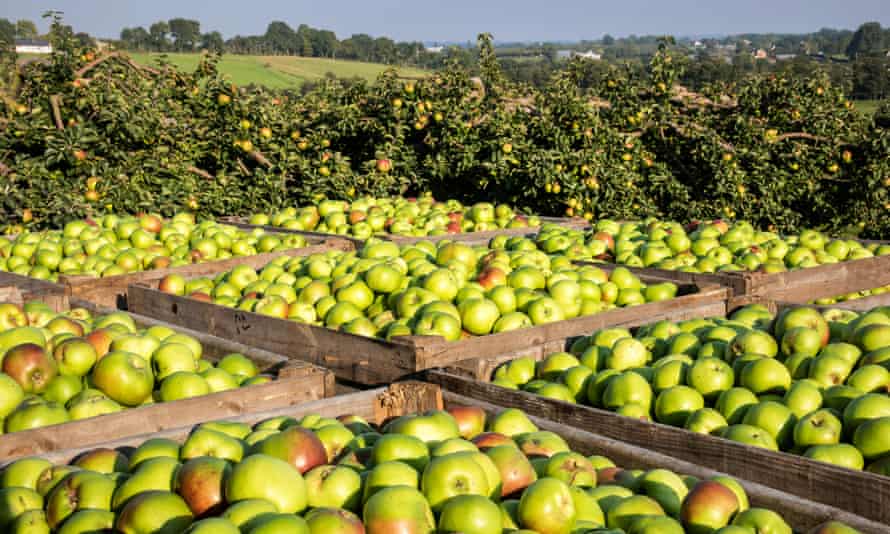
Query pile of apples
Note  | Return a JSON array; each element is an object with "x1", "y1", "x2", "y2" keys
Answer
[
  {"x1": 539, "y1": 218, "x2": 890, "y2": 272},
  {"x1": 0, "y1": 405, "x2": 860, "y2": 533},
  {"x1": 157, "y1": 237, "x2": 679, "y2": 341},
  {"x1": 0, "y1": 214, "x2": 307, "y2": 281},
  {"x1": 493, "y1": 304, "x2": 890, "y2": 475},
  {"x1": 246, "y1": 196, "x2": 543, "y2": 239},
  {"x1": 0, "y1": 300, "x2": 271, "y2": 434},
  {"x1": 812, "y1": 284, "x2": 890, "y2": 305}
]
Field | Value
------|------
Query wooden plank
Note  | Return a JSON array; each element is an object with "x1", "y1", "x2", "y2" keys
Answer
[
  {"x1": 425, "y1": 371, "x2": 890, "y2": 526},
  {"x1": 8, "y1": 381, "x2": 880, "y2": 533},
  {"x1": 0, "y1": 301, "x2": 336, "y2": 460},
  {"x1": 58, "y1": 237, "x2": 355, "y2": 309},
  {"x1": 0, "y1": 271, "x2": 69, "y2": 311},
  {"x1": 24, "y1": 383, "x2": 443, "y2": 466},
  {"x1": 127, "y1": 277, "x2": 729, "y2": 384}
]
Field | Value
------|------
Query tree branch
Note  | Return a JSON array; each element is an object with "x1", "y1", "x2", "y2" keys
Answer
[
  {"x1": 187, "y1": 166, "x2": 214, "y2": 180},
  {"x1": 49, "y1": 95, "x2": 64, "y2": 130}
]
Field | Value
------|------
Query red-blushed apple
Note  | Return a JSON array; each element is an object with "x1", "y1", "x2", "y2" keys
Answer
[
  {"x1": 249, "y1": 426, "x2": 327, "y2": 474},
  {"x1": 680, "y1": 480, "x2": 740, "y2": 533},
  {"x1": 174, "y1": 456, "x2": 230, "y2": 518},
  {"x1": 2, "y1": 343, "x2": 58, "y2": 394},
  {"x1": 363, "y1": 486, "x2": 435, "y2": 534},
  {"x1": 448, "y1": 406, "x2": 486, "y2": 439},
  {"x1": 305, "y1": 507, "x2": 365, "y2": 534},
  {"x1": 484, "y1": 445, "x2": 537, "y2": 497},
  {"x1": 472, "y1": 432, "x2": 517, "y2": 450}
]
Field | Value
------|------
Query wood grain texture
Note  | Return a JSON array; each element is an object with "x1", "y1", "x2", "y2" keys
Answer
[
  {"x1": 0, "y1": 271, "x2": 69, "y2": 311},
  {"x1": 22, "y1": 383, "x2": 443, "y2": 466},
  {"x1": 425, "y1": 371, "x2": 890, "y2": 526}
]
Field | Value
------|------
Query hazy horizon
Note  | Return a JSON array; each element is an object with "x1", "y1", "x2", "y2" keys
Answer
[{"x1": 2, "y1": 0, "x2": 889, "y2": 43}]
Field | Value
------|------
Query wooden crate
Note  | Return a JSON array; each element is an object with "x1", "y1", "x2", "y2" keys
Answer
[
  {"x1": 578, "y1": 248, "x2": 890, "y2": 308},
  {"x1": 422, "y1": 297, "x2": 890, "y2": 526},
  {"x1": 127, "y1": 263, "x2": 729, "y2": 384},
  {"x1": 0, "y1": 301, "x2": 335, "y2": 460},
  {"x1": 218, "y1": 215, "x2": 588, "y2": 248},
  {"x1": 18, "y1": 381, "x2": 884, "y2": 533},
  {"x1": 0, "y1": 272, "x2": 69, "y2": 311},
  {"x1": 0, "y1": 237, "x2": 354, "y2": 310}
]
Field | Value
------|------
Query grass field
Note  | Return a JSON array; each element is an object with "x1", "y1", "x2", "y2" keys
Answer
[{"x1": 128, "y1": 53, "x2": 428, "y2": 89}]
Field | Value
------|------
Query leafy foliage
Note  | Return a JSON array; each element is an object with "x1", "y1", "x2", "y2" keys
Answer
[{"x1": 1, "y1": 16, "x2": 888, "y2": 238}]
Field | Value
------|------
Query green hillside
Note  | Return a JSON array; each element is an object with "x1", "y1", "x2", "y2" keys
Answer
[{"x1": 128, "y1": 53, "x2": 428, "y2": 89}]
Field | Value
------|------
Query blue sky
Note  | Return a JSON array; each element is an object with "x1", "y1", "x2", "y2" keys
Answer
[{"x1": 2, "y1": 0, "x2": 889, "y2": 42}]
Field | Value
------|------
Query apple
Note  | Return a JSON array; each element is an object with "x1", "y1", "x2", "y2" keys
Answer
[
  {"x1": 363, "y1": 486, "x2": 435, "y2": 534},
  {"x1": 5, "y1": 398, "x2": 69, "y2": 432},
  {"x1": 183, "y1": 517, "x2": 240, "y2": 534},
  {"x1": 45, "y1": 470, "x2": 116, "y2": 528},
  {"x1": 680, "y1": 480, "x2": 739, "y2": 534},
  {"x1": 517, "y1": 478, "x2": 576, "y2": 534},
  {"x1": 304, "y1": 464, "x2": 362, "y2": 512},
  {"x1": 730, "y1": 508, "x2": 791, "y2": 534},
  {"x1": 112, "y1": 456, "x2": 181, "y2": 509},
  {"x1": 774, "y1": 308, "x2": 829, "y2": 348},
  {"x1": 606, "y1": 338, "x2": 649, "y2": 370},
  {"x1": 842, "y1": 393, "x2": 890, "y2": 438},
  {"x1": 369, "y1": 434, "x2": 430, "y2": 472},
  {"x1": 655, "y1": 386, "x2": 705, "y2": 426},
  {"x1": 805, "y1": 443, "x2": 866, "y2": 472},
  {"x1": 250, "y1": 426, "x2": 328, "y2": 474},
  {"x1": 225, "y1": 454, "x2": 307, "y2": 514},
  {"x1": 115, "y1": 490, "x2": 193, "y2": 534},
  {"x1": 304, "y1": 508, "x2": 364, "y2": 534},
  {"x1": 436, "y1": 494, "x2": 501, "y2": 534},
  {"x1": 421, "y1": 451, "x2": 490, "y2": 511},
  {"x1": 160, "y1": 372, "x2": 211, "y2": 401},
  {"x1": 606, "y1": 495, "x2": 665, "y2": 530},
  {"x1": 685, "y1": 408, "x2": 729, "y2": 435},
  {"x1": 73, "y1": 448, "x2": 129, "y2": 474},
  {"x1": 720, "y1": 424, "x2": 779, "y2": 450},
  {"x1": 687, "y1": 357, "x2": 734, "y2": 401},
  {"x1": 174, "y1": 456, "x2": 230, "y2": 518},
  {"x1": 0, "y1": 457, "x2": 53, "y2": 490},
  {"x1": 448, "y1": 406, "x2": 486, "y2": 439},
  {"x1": 361, "y1": 461, "x2": 420, "y2": 504},
  {"x1": 0, "y1": 374, "x2": 24, "y2": 419},
  {"x1": 2, "y1": 343, "x2": 57, "y2": 394},
  {"x1": 782, "y1": 380, "x2": 823, "y2": 419},
  {"x1": 741, "y1": 401, "x2": 796, "y2": 450},
  {"x1": 794, "y1": 409, "x2": 842, "y2": 448},
  {"x1": 460, "y1": 299, "x2": 501, "y2": 335},
  {"x1": 602, "y1": 371, "x2": 653, "y2": 412},
  {"x1": 739, "y1": 358, "x2": 791, "y2": 395},
  {"x1": 852, "y1": 416, "x2": 890, "y2": 461},
  {"x1": 0, "y1": 487, "x2": 43, "y2": 529}
]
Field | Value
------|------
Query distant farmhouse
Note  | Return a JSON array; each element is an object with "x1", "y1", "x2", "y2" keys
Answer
[
  {"x1": 15, "y1": 39, "x2": 53, "y2": 54},
  {"x1": 556, "y1": 49, "x2": 602, "y2": 60}
]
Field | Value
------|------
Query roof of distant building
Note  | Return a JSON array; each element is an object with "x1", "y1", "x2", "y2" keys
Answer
[{"x1": 14, "y1": 39, "x2": 51, "y2": 47}]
